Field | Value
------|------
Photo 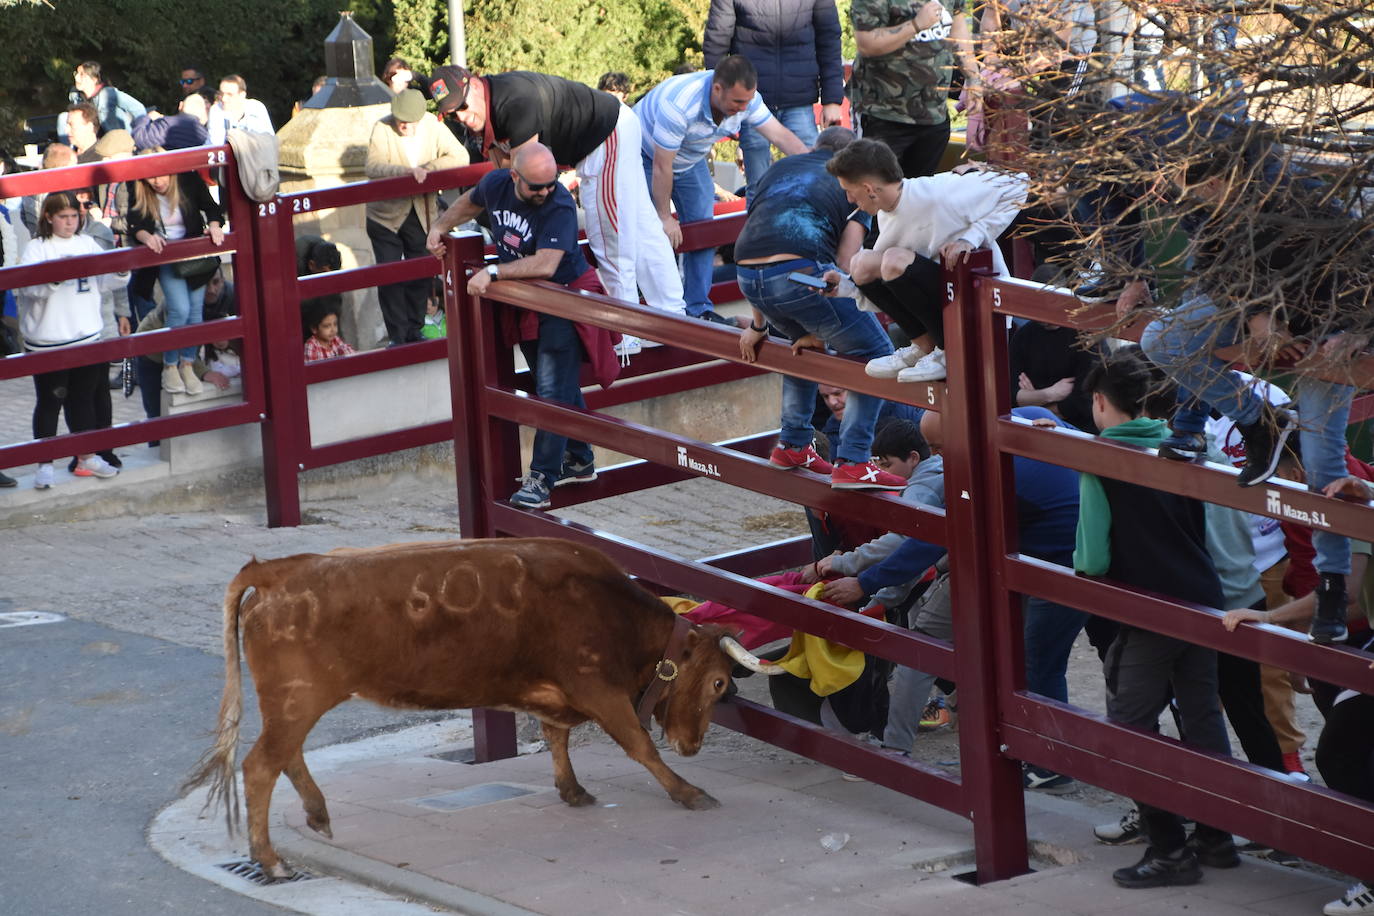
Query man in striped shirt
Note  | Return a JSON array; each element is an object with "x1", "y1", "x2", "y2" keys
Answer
[{"x1": 635, "y1": 56, "x2": 809, "y2": 323}]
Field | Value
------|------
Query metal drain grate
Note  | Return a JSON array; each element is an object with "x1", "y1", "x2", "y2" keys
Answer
[
  {"x1": 216, "y1": 858, "x2": 317, "y2": 886},
  {"x1": 409, "y1": 783, "x2": 537, "y2": 811},
  {"x1": 427, "y1": 747, "x2": 476, "y2": 764}
]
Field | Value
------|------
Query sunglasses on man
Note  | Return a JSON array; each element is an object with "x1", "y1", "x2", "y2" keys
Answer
[
  {"x1": 179, "y1": 77, "x2": 200, "y2": 85},
  {"x1": 516, "y1": 170, "x2": 558, "y2": 192}
]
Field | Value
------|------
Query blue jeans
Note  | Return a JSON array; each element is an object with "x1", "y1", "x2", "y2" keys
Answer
[
  {"x1": 737, "y1": 260, "x2": 893, "y2": 464},
  {"x1": 1024, "y1": 594, "x2": 1088, "y2": 703},
  {"x1": 518, "y1": 314, "x2": 594, "y2": 483},
  {"x1": 1141, "y1": 290, "x2": 1353, "y2": 574},
  {"x1": 157, "y1": 264, "x2": 205, "y2": 364},
  {"x1": 738, "y1": 105, "x2": 819, "y2": 190},
  {"x1": 643, "y1": 155, "x2": 715, "y2": 317}
]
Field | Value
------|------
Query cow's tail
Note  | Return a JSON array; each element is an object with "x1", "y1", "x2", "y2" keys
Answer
[{"x1": 182, "y1": 562, "x2": 255, "y2": 835}]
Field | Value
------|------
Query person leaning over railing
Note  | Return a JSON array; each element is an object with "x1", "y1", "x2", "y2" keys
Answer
[
  {"x1": 822, "y1": 141, "x2": 1027, "y2": 383},
  {"x1": 425, "y1": 142, "x2": 621, "y2": 510},
  {"x1": 16, "y1": 192, "x2": 130, "y2": 489},
  {"x1": 123, "y1": 155, "x2": 225, "y2": 396}
]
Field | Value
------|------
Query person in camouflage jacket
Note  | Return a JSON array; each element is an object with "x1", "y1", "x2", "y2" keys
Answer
[{"x1": 849, "y1": 0, "x2": 981, "y2": 177}]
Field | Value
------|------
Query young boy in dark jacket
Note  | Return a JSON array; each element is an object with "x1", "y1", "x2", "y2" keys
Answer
[{"x1": 1076, "y1": 349, "x2": 1238, "y2": 888}]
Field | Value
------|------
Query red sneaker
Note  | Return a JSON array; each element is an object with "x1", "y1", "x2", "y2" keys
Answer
[
  {"x1": 768, "y1": 443, "x2": 833, "y2": 474},
  {"x1": 1281, "y1": 750, "x2": 1310, "y2": 781},
  {"x1": 831, "y1": 461, "x2": 906, "y2": 491}
]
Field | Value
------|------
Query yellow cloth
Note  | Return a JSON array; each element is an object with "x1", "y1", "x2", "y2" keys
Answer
[
  {"x1": 660, "y1": 587, "x2": 864, "y2": 697},
  {"x1": 776, "y1": 584, "x2": 865, "y2": 696}
]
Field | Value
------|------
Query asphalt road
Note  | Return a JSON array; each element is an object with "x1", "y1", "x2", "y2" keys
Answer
[{"x1": 0, "y1": 602, "x2": 450, "y2": 914}]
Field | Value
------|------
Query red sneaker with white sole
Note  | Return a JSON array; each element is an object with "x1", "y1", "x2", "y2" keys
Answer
[
  {"x1": 769, "y1": 444, "x2": 834, "y2": 474},
  {"x1": 831, "y1": 460, "x2": 905, "y2": 490}
]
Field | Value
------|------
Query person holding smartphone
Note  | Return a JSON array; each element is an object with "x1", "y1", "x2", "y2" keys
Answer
[{"x1": 735, "y1": 126, "x2": 906, "y2": 491}]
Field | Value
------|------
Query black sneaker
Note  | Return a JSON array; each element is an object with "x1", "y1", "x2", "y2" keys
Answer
[
  {"x1": 0, "y1": 470, "x2": 16, "y2": 488},
  {"x1": 1310, "y1": 572, "x2": 1349, "y2": 645},
  {"x1": 1095, "y1": 808, "x2": 1144, "y2": 845},
  {"x1": 1158, "y1": 430, "x2": 1206, "y2": 462},
  {"x1": 509, "y1": 471, "x2": 552, "y2": 510},
  {"x1": 1112, "y1": 847, "x2": 1202, "y2": 889},
  {"x1": 1185, "y1": 832, "x2": 1241, "y2": 868},
  {"x1": 1023, "y1": 764, "x2": 1075, "y2": 794},
  {"x1": 697, "y1": 310, "x2": 738, "y2": 328},
  {"x1": 553, "y1": 456, "x2": 597, "y2": 488},
  {"x1": 1236, "y1": 406, "x2": 1295, "y2": 487},
  {"x1": 1238, "y1": 841, "x2": 1301, "y2": 867}
]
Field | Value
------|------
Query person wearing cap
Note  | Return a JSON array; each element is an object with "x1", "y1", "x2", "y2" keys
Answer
[
  {"x1": 428, "y1": 142, "x2": 622, "y2": 510},
  {"x1": 424, "y1": 64, "x2": 688, "y2": 324},
  {"x1": 365, "y1": 88, "x2": 469, "y2": 345}
]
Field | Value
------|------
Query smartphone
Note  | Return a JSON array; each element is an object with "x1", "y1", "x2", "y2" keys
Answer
[{"x1": 787, "y1": 271, "x2": 829, "y2": 290}]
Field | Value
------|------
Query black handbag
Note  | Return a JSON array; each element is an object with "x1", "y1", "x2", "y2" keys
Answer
[{"x1": 172, "y1": 255, "x2": 221, "y2": 283}]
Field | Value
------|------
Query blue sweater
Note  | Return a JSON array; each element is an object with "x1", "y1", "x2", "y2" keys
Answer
[{"x1": 858, "y1": 407, "x2": 1080, "y2": 597}]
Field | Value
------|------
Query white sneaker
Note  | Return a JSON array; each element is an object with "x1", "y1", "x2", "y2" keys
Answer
[
  {"x1": 162, "y1": 364, "x2": 186, "y2": 394},
  {"x1": 614, "y1": 335, "x2": 642, "y2": 366},
  {"x1": 33, "y1": 463, "x2": 54, "y2": 489},
  {"x1": 180, "y1": 361, "x2": 203, "y2": 396},
  {"x1": 1327, "y1": 883, "x2": 1374, "y2": 916},
  {"x1": 896, "y1": 347, "x2": 947, "y2": 382},
  {"x1": 864, "y1": 344, "x2": 925, "y2": 379},
  {"x1": 74, "y1": 455, "x2": 119, "y2": 479}
]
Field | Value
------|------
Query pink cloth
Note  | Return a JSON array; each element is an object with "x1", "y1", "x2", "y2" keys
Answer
[{"x1": 684, "y1": 571, "x2": 832, "y2": 650}]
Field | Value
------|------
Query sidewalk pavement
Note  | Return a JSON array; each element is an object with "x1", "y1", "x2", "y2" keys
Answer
[{"x1": 258, "y1": 724, "x2": 1344, "y2": 916}]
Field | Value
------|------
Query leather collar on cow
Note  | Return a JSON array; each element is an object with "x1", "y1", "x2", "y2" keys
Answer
[{"x1": 635, "y1": 613, "x2": 694, "y2": 730}]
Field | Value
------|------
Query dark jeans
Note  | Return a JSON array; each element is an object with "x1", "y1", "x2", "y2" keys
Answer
[
  {"x1": 859, "y1": 115, "x2": 951, "y2": 179},
  {"x1": 1104, "y1": 626, "x2": 1233, "y2": 852},
  {"x1": 517, "y1": 314, "x2": 593, "y2": 483},
  {"x1": 33, "y1": 362, "x2": 103, "y2": 442},
  {"x1": 1217, "y1": 649, "x2": 1285, "y2": 772},
  {"x1": 1315, "y1": 693, "x2": 1374, "y2": 809},
  {"x1": 1024, "y1": 594, "x2": 1088, "y2": 703},
  {"x1": 368, "y1": 210, "x2": 430, "y2": 345}
]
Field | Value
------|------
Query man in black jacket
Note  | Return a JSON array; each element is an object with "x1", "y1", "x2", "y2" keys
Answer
[{"x1": 703, "y1": 0, "x2": 845, "y2": 187}]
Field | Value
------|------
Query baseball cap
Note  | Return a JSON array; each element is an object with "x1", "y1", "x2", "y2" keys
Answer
[
  {"x1": 427, "y1": 65, "x2": 472, "y2": 114},
  {"x1": 391, "y1": 88, "x2": 426, "y2": 123}
]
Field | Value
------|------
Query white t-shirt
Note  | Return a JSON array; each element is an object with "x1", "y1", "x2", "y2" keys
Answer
[
  {"x1": 159, "y1": 195, "x2": 187, "y2": 240},
  {"x1": 1205, "y1": 373, "x2": 1292, "y2": 574}
]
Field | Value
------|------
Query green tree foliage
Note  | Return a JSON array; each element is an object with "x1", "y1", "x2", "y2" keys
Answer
[
  {"x1": 0, "y1": 0, "x2": 389, "y2": 152},
  {"x1": 460, "y1": 0, "x2": 709, "y2": 92}
]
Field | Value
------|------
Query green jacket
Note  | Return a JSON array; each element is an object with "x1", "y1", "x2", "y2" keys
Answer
[{"x1": 1073, "y1": 417, "x2": 1168, "y2": 576}]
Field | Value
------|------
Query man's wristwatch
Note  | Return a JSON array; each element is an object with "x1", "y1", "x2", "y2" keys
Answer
[{"x1": 486, "y1": 264, "x2": 499, "y2": 280}]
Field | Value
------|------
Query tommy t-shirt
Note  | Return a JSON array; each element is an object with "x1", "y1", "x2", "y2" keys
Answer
[
  {"x1": 469, "y1": 170, "x2": 588, "y2": 286},
  {"x1": 485, "y1": 72, "x2": 622, "y2": 167}
]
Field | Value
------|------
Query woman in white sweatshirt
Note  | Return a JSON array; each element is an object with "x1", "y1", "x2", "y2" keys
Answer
[{"x1": 17, "y1": 192, "x2": 129, "y2": 488}]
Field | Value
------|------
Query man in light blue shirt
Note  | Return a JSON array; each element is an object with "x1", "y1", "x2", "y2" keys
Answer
[
  {"x1": 635, "y1": 56, "x2": 808, "y2": 322},
  {"x1": 207, "y1": 75, "x2": 275, "y2": 147}
]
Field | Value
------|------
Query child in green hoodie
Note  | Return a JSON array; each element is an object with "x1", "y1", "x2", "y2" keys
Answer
[{"x1": 1077, "y1": 349, "x2": 1237, "y2": 890}]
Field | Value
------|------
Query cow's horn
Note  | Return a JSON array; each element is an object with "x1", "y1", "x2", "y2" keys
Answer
[{"x1": 719, "y1": 636, "x2": 786, "y2": 675}]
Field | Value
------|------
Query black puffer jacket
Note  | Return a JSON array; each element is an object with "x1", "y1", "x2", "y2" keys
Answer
[{"x1": 703, "y1": 0, "x2": 845, "y2": 110}]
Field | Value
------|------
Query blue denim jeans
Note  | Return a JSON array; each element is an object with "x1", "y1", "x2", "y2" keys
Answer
[
  {"x1": 157, "y1": 264, "x2": 205, "y2": 364},
  {"x1": 1142, "y1": 290, "x2": 1353, "y2": 574},
  {"x1": 737, "y1": 260, "x2": 893, "y2": 464},
  {"x1": 738, "y1": 105, "x2": 819, "y2": 190},
  {"x1": 518, "y1": 314, "x2": 594, "y2": 483},
  {"x1": 643, "y1": 155, "x2": 715, "y2": 316},
  {"x1": 1024, "y1": 594, "x2": 1088, "y2": 703}
]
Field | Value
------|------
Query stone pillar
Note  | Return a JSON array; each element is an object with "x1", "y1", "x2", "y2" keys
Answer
[{"x1": 276, "y1": 13, "x2": 395, "y2": 350}]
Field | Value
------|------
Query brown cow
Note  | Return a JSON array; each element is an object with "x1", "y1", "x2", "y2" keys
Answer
[{"x1": 185, "y1": 538, "x2": 781, "y2": 878}]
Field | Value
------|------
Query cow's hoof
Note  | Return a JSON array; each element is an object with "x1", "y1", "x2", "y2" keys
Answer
[
  {"x1": 262, "y1": 860, "x2": 295, "y2": 881},
  {"x1": 561, "y1": 787, "x2": 597, "y2": 807},
  {"x1": 681, "y1": 791, "x2": 720, "y2": 811},
  {"x1": 307, "y1": 816, "x2": 333, "y2": 839}
]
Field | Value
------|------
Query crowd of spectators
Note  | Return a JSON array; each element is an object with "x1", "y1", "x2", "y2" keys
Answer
[{"x1": 2, "y1": 16, "x2": 1371, "y2": 912}]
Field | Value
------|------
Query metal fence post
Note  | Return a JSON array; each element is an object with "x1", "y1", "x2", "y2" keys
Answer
[
  {"x1": 444, "y1": 232, "x2": 519, "y2": 761},
  {"x1": 940, "y1": 251, "x2": 1031, "y2": 882},
  {"x1": 251, "y1": 197, "x2": 308, "y2": 528}
]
